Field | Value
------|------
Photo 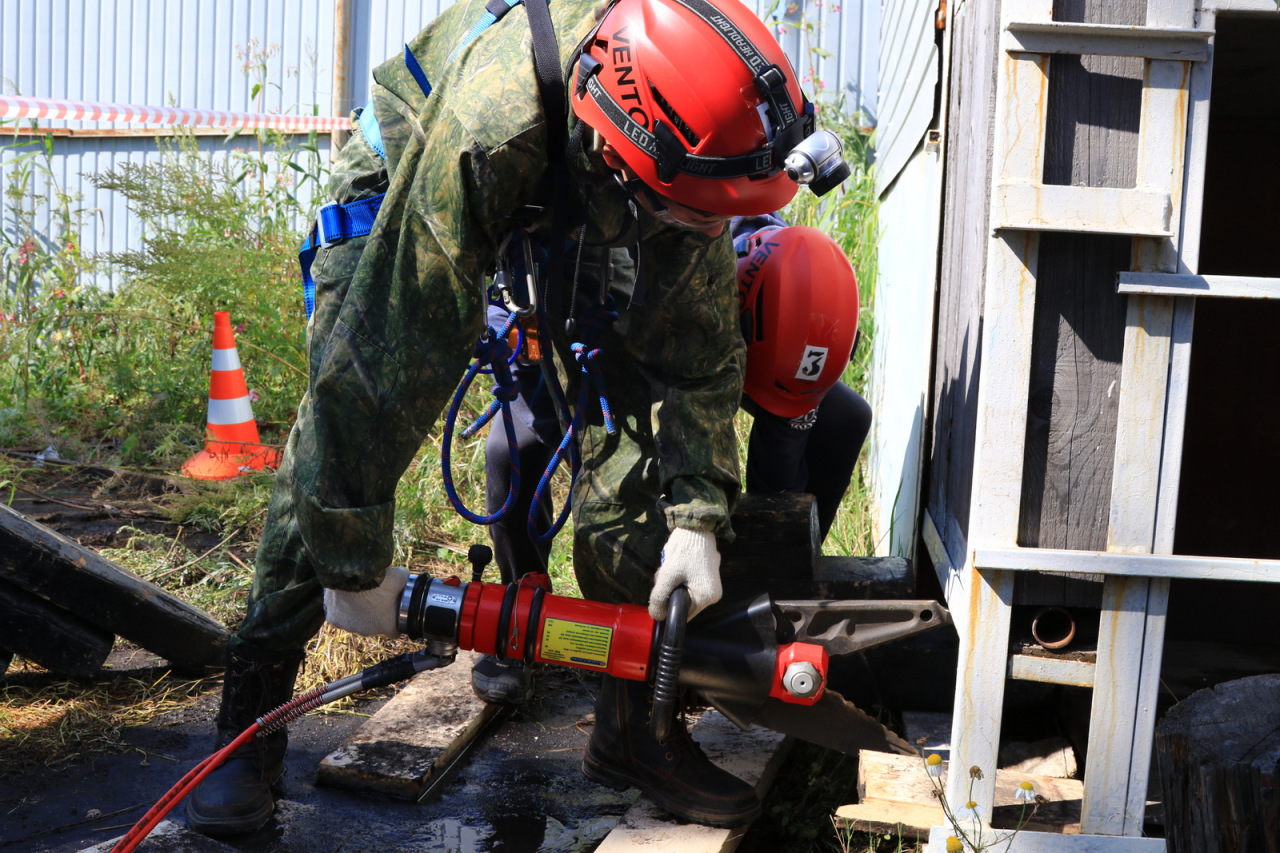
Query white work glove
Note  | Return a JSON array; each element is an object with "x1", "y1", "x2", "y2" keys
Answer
[
  {"x1": 323, "y1": 566, "x2": 410, "y2": 638},
  {"x1": 648, "y1": 528, "x2": 722, "y2": 621}
]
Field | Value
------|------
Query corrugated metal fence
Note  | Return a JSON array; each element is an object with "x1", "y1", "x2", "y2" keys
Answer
[{"x1": 1, "y1": 0, "x2": 878, "y2": 291}]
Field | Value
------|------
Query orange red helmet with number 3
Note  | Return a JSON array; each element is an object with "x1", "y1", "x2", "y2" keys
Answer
[
  {"x1": 570, "y1": 0, "x2": 814, "y2": 216},
  {"x1": 736, "y1": 226, "x2": 860, "y2": 418}
]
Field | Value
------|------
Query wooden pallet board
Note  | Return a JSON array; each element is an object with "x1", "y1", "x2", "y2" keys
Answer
[
  {"x1": 0, "y1": 578, "x2": 115, "y2": 676},
  {"x1": 835, "y1": 750, "x2": 1085, "y2": 837},
  {"x1": 316, "y1": 650, "x2": 507, "y2": 800}
]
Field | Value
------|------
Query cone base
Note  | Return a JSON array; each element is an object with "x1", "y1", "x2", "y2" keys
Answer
[{"x1": 181, "y1": 446, "x2": 282, "y2": 481}]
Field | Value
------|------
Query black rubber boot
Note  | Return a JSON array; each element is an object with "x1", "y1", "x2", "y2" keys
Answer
[
  {"x1": 581, "y1": 674, "x2": 762, "y2": 827},
  {"x1": 185, "y1": 644, "x2": 303, "y2": 836}
]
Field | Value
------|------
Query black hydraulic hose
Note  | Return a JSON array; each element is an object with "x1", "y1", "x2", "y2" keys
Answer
[{"x1": 649, "y1": 586, "x2": 690, "y2": 742}]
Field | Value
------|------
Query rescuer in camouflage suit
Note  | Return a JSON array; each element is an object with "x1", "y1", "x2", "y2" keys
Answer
[{"x1": 187, "y1": 0, "x2": 819, "y2": 835}]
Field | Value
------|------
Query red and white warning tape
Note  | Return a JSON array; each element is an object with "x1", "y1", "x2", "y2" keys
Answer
[{"x1": 0, "y1": 94, "x2": 347, "y2": 131}]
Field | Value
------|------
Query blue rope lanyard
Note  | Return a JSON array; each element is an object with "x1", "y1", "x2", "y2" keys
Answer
[
  {"x1": 440, "y1": 311, "x2": 524, "y2": 524},
  {"x1": 441, "y1": 238, "x2": 619, "y2": 544},
  {"x1": 526, "y1": 298, "x2": 618, "y2": 546}
]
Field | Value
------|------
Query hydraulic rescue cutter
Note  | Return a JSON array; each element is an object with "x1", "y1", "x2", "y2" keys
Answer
[
  {"x1": 399, "y1": 568, "x2": 950, "y2": 757},
  {"x1": 108, "y1": 559, "x2": 952, "y2": 852}
]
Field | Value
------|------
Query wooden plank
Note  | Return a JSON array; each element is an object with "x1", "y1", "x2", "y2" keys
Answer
[
  {"x1": 922, "y1": 508, "x2": 968, "y2": 632},
  {"x1": 923, "y1": 825, "x2": 1165, "y2": 851},
  {"x1": 1082, "y1": 578, "x2": 1166, "y2": 835},
  {"x1": 1090, "y1": 287, "x2": 1177, "y2": 836},
  {"x1": 811, "y1": 555, "x2": 914, "y2": 598},
  {"x1": 0, "y1": 503, "x2": 229, "y2": 669},
  {"x1": 316, "y1": 651, "x2": 506, "y2": 800},
  {"x1": 1174, "y1": 12, "x2": 1213, "y2": 275},
  {"x1": 1008, "y1": 653, "x2": 1095, "y2": 687},
  {"x1": 1004, "y1": 22, "x2": 1210, "y2": 61},
  {"x1": 1198, "y1": 0, "x2": 1277, "y2": 10},
  {"x1": 995, "y1": 184, "x2": 1171, "y2": 235},
  {"x1": 839, "y1": 750, "x2": 1084, "y2": 836},
  {"x1": 591, "y1": 712, "x2": 789, "y2": 853},
  {"x1": 1133, "y1": 59, "x2": 1194, "y2": 274},
  {"x1": 1117, "y1": 272, "x2": 1280, "y2": 299},
  {"x1": 837, "y1": 800, "x2": 942, "y2": 839},
  {"x1": 947, "y1": 0, "x2": 1052, "y2": 816},
  {"x1": 0, "y1": 579, "x2": 115, "y2": 677},
  {"x1": 1106, "y1": 295, "x2": 1173, "y2": 553},
  {"x1": 974, "y1": 547, "x2": 1280, "y2": 581},
  {"x1": 927, "y1": 0, "x2": 1001, "y2": 568}
]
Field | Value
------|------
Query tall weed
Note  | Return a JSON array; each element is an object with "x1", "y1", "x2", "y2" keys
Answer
[{"x1": 0, "y1": 126, "x2": 321, "y2": 464}]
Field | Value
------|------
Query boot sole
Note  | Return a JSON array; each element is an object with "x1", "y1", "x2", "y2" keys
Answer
[
  {"x1": 581, "y1": 753, "x2": 762, "y2": 828},
  {"x1": 184, "y1": 794, "x2": 274, "y2": 836}
]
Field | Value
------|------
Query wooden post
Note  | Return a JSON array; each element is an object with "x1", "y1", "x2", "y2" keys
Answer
[
  {"x1": 331, "y1": 0, "x2": 351, "y2": 150},
  {"x1": 1155, "y1": 674, "x2": 1280, "y2": 852}
]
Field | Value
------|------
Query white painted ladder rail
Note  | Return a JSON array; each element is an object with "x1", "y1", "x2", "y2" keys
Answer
[{"x1": 925, "y1": 0, "x2": 1216, "y2": 849}]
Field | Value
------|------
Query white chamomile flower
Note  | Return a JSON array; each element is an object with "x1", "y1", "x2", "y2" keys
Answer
[
  {"x1": 954, "y1": 800, "x2": 983, "y2": 823},
  {"x1": 925, "y1": 753, "x2": 945, "y2": 777},
  {"x1": 1015, "y1": 780, "x2": 1035, "y2": 802}
]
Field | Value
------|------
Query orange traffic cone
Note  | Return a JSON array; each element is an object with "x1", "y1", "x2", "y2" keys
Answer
[{"x1": 181, "y1": 311, "x2": 282, "y2": 480}]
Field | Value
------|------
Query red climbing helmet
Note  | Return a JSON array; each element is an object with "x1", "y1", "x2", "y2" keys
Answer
[
  {"x1": 571, "y1": 0, "x2": 814, "y2": 216},
  {"x1": 736, "y1": 225, "x2": 860, "y2": 418}
]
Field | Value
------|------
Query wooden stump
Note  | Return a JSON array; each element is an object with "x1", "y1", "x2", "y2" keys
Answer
[
  {"x1": 1155, "y1": 673, "x2": 1280, "y2": 853},
  {"x1": 719, "y1": 493, "x2": 818, "y2": 600}
]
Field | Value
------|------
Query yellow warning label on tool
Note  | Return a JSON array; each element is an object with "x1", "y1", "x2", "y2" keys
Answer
[{"x1": 540, "y1": 618, "x2": 613, "y2": 669}]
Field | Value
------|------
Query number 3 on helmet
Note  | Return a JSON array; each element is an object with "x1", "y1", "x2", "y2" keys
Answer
[{"x1": 736, "y1": 226, "x2": 860, "y2": 418}]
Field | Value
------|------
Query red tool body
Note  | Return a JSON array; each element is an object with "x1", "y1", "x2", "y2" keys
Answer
[{"x1": 416, "y1": 573, "x2": 829, "y2": 706}]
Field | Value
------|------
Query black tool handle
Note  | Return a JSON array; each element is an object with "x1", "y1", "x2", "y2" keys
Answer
[{"x1": 649, "y1": 586, "x2": 690, "y2": 742}]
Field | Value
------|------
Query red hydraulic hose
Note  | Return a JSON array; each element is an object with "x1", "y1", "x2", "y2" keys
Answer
[
  {"x1": 110, "y1": 725, "x2": 261, "y2": 853},
  {"x1": 110, "y1": 650, "x2": 446, "y2": 853}
]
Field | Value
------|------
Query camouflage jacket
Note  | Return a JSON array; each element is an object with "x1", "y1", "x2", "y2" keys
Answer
[{"x1": 295, "y1": 0, "x2": 745, "y2": 590}]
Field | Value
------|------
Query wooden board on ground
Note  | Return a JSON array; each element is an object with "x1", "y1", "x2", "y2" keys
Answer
[
  {"x1": 592, "y1": 712, "x2": 791, "y2": 853},
  {"x1": 0, "y1": 503, "x2": 228, "y2": 670},
  {"x1": 0, "y1": 579, "x2": 115, "y2": 676},
  {"x1": 835, "y1": 750, "x2": 1085, "y2": 836},
  {"x1": 316, "y1": 650, "x2": 507, "y2": 800}
]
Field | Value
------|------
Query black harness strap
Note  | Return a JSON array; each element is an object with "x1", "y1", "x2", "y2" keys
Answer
[{"x1": 523, "y1": 0, "x2": 575, "y2": 321}]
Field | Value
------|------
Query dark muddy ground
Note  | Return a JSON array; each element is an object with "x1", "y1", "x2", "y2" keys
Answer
[
  {"x1": 2, "y1": 657, "x2": 636, "y2": 853},
  {"x1": 0, "y1": 465, "x2": 638, "y2": 852}
]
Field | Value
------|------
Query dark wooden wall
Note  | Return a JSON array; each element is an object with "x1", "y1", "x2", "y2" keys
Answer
[{"x1": 925, "y1": 0, "x2": 1002, "y2": 570}]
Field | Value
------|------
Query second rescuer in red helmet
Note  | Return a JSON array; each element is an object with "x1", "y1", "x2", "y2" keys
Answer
[{"x1": 732, "y1": 217, "x2": 870, "y2": 542}]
